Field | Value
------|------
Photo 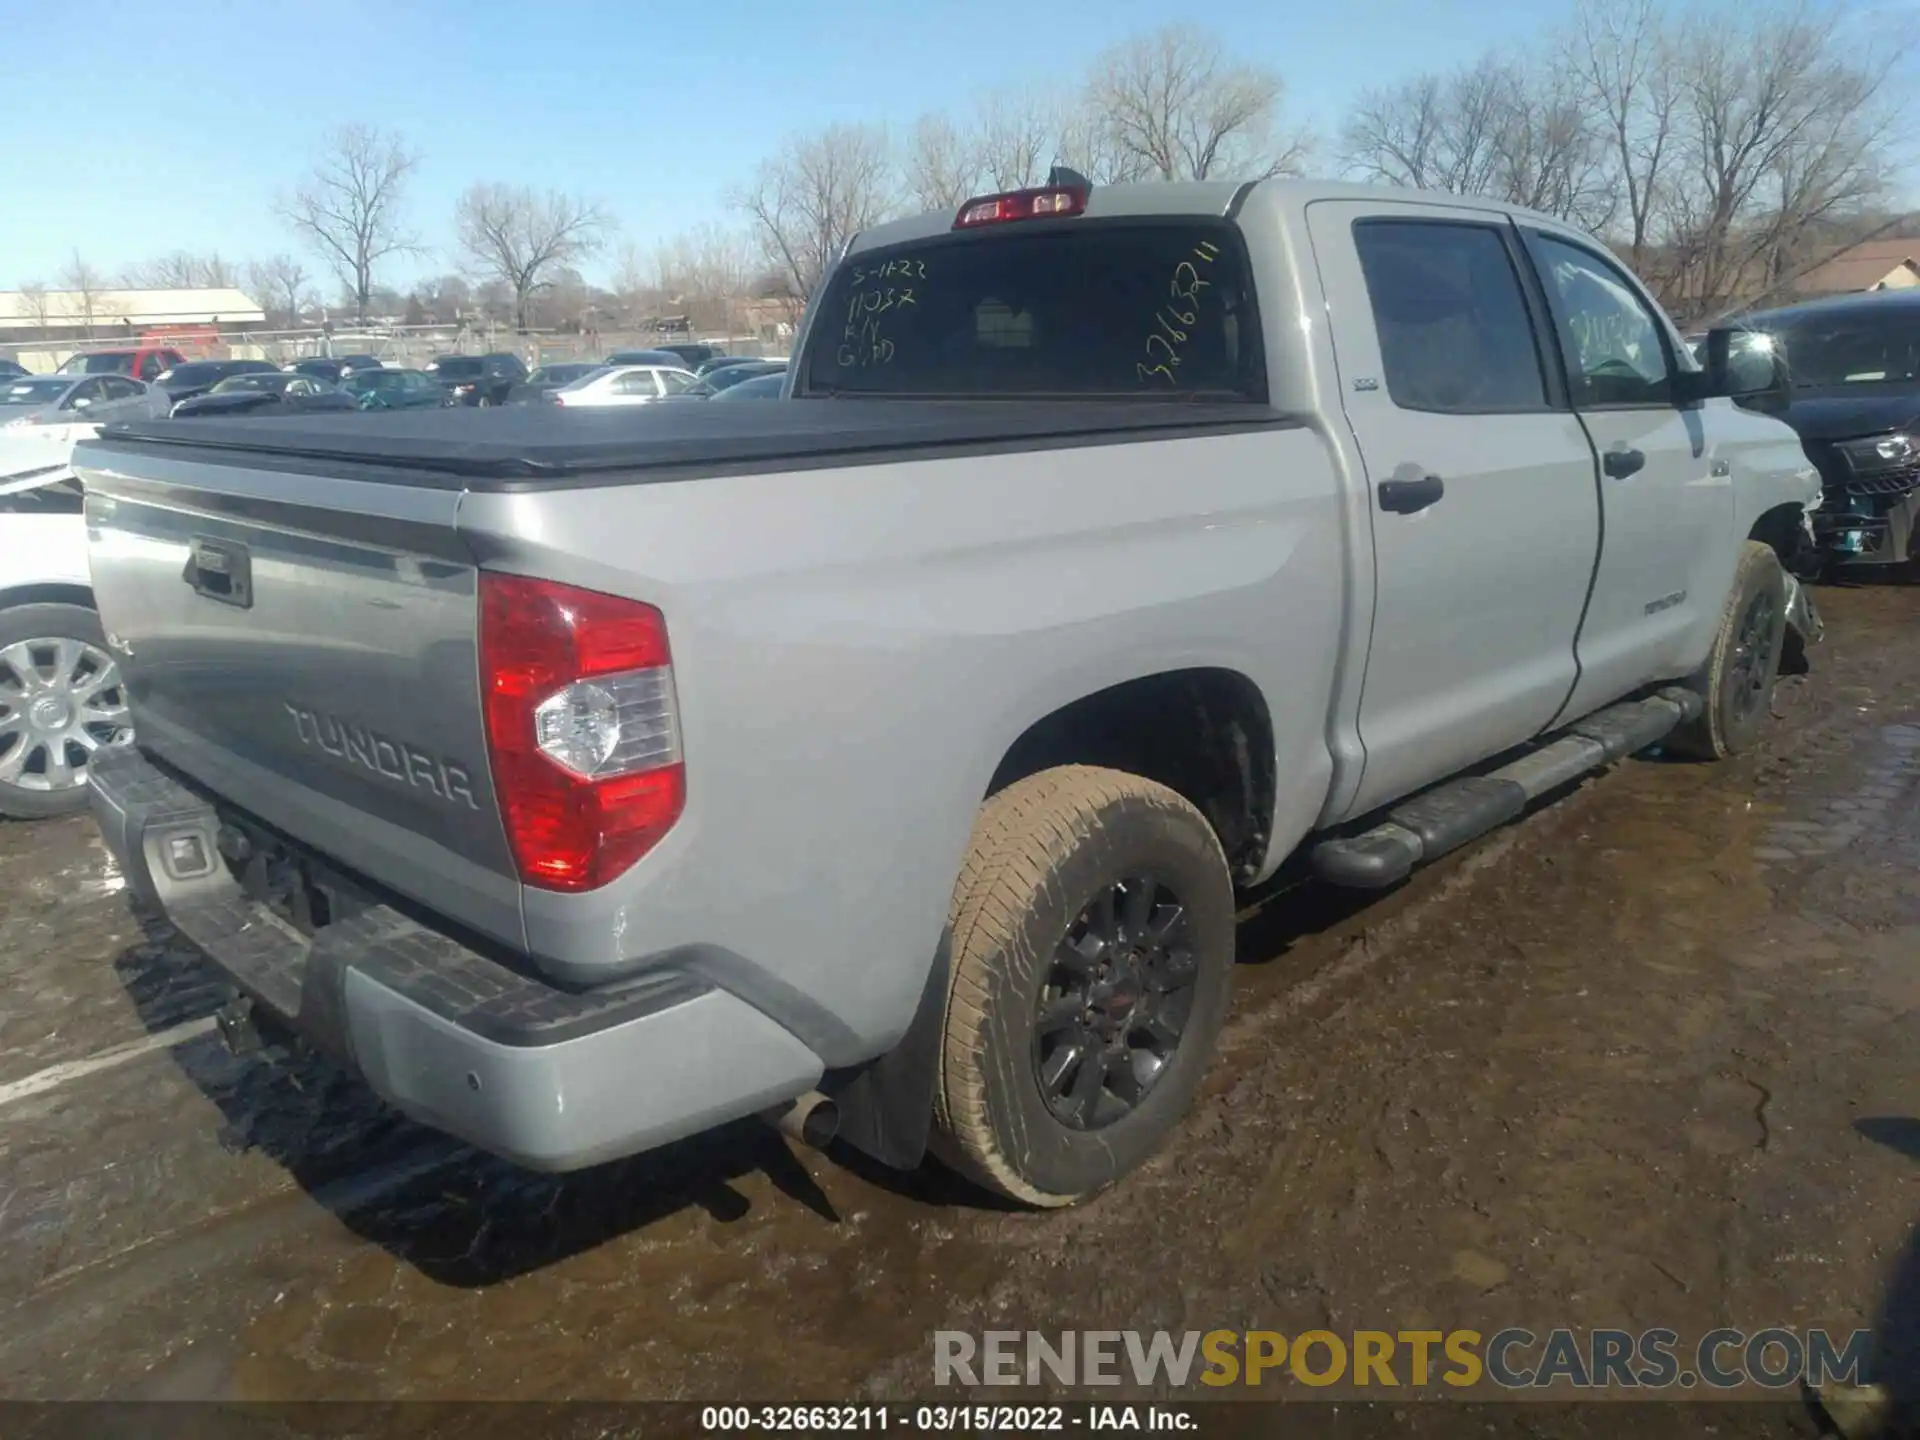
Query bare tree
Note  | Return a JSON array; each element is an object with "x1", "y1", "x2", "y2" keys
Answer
[
  {"x1": 736, "y1": 123, "x2": 895, "y2": 309},
  {"x1": 59, "y1": 252, "x2": 109, "y2": 338},
  {"x1": 977, "y1": 89, "x2": 1058, "y2": 191},
  {"x1": 410, "y1": 273, "x2": 473, "y2": 325},
  {"x1": 122, "y1": 251, "x2": 239, "y2": 288},
  {"x1": 1341, "y1": 65, "x2": 1509, "y2": 195},
  {"x1": 17, "y1": 281, "x2": 52, "y2": 336},
  {"x1": 1086, "y1": 25, "x2": 1311, "y2": 181},
  {"x1": 1566, "y1": 0, "x2": 1681, "y2": 272},
  {"x1": 1660, "y1": 1, "x2": 1905, "y2": 317},
  {"x1": 650, "y1": 224, "x2": 753, "y2": 333},
  {"x1": 1497, "y1": 67, "x2": 1617, "y2": 232},
  {"x1": 905, "y1": 113, "x2": 981, "y2": 213},
  {"x1": 1340, "y1": 54, "x2": 1613, "y2": 227},
  {"x1": 246, "y1": 254, "x2": 315, "y2": 326},
  {"x1": 456, "y1": 184, "x2": 613, "y2": 330},
  {"x1": 1054, "y1": 101, "x2": 1154, "y2": 185},
  {"x1": 280, "y1": 123, "x2": 421, "y2": 323}
]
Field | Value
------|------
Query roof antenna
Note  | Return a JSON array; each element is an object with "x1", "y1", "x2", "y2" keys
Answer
[{"x1": 1048, "y1": 164, "x2": 1093, "y2": 190}]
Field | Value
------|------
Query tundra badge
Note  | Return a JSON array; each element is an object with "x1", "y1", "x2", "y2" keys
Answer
[{"x1": 283, "y1": 702, "x2": 481, "y2": 809}]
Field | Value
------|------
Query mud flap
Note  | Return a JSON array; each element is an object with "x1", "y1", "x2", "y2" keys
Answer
[
  {"x1": 1782, "y1": 573, "x2": 1822, "y2": 677},
  {"x1": 824, "y1": 931, "x2": 950, "y2": 1170}
]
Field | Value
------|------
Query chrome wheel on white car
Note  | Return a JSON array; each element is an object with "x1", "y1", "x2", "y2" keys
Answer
[{"x1": 0, "y1": 605, "x2": 133, "y2": 818}]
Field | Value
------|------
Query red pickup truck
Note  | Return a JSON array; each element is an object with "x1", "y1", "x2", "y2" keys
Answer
[{"x1": 56, "y1": 346, "x2": 186, "y2": 382}]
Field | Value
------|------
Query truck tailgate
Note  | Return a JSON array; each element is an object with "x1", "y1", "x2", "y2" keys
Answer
[{"x1": 80, "y1": 450, "x2": 522, "y2": 947}]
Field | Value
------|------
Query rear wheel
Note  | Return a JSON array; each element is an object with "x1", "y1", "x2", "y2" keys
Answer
[
  {"x1": 932, "y1": 765, "x2": 1236, "y2": 1206},
  {"x1": 1669, "y1": 541, "x2": 1789, "y2": 760},
  {"x1": 0, "y1": 603, "x2": 134, "y2": 819}
]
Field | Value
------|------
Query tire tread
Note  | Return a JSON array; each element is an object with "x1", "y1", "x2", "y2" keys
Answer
[{"x1": 933, "y1": 765, "x2": 1227, "y2": 1207}]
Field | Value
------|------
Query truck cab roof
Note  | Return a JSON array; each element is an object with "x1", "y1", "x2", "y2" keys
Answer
[{"x1": 845, "y1": 177, "x2": 1583, "y2": 257}]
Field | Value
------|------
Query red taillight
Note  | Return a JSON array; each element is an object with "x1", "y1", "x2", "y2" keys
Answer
[
  {"x1": 953, "y1": 186, "x2": 1087, "y2": 229},
  {"x1": 479, "y1": 573, "x2": 685, "y2": 892}
]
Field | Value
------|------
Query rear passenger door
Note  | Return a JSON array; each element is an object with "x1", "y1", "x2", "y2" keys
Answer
[
  {"x1": 95, "y1": 376, "x2": 147, "y2": 422},
  {"x1": 1307, "y1": 202, "x2": 1603, "y2": 817},
  {"x1": 614, "y1": 371, "x2": 662, "y2": 402},
  {"x1": 1519, "y1": 230, "x2": 1731, "y2": 717}
]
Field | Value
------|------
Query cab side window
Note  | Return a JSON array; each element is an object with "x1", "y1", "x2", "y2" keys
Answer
[
  {"x1": 1531, "y1": 235, "x2": 1675, "y2": 408},
  {"x1": 1353, "y1": 220, "x2": 1551, "y2": 414}
]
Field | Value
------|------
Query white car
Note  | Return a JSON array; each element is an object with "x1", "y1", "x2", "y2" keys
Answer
[
  {"x1": 552, "y1": 364, "x2": 711, "y2": 408},
  {"x1": 1, "y1": 373, "x2": 169, "y2": 439},
  {"x1": 0, "y1": 419, "x2": 138, "y2": 818}
]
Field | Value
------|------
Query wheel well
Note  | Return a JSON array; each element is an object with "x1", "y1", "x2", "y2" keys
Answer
[
  {"x1": 1749, "y1": 503, "x2": 1814, "y2": 575},
  {"x1": 986, "y1": 668, "x2": 1276, "y2": 880},
  {"x1": 0, "y1": 582, "x2": 94, "y2": 613}
]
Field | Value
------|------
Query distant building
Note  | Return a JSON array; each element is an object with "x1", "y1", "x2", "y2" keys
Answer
[
  {"x1": 1785, "y1": 239, "x2": 1920, "y2": 299},
  {"x1": 0, "y1": 286, "x2": 267, "y2": 351}
]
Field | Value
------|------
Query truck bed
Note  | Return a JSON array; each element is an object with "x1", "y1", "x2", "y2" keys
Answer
[{"x1": 93, "y1": 399, "x2": 1285, "y2": 486}]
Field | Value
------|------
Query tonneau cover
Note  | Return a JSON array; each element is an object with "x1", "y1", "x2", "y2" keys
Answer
[{"x1": 86, "y1": 399, "x2": 1280, "y2": 488}]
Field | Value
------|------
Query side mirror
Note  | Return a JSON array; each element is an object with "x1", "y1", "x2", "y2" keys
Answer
[
  {"x1": 1704, "y1": 327, "x2": 1789, "y2": 410},
  {"x1": 70, "y1": 396, "x2": 92, "y2": 410}
]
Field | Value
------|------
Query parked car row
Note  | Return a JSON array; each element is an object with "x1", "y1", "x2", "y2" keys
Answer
[{"x1": 0, "y1": 340, "x2": 783, "y2": 820}]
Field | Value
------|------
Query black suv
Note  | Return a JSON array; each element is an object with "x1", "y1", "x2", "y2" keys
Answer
[{"x1": 425, "y1": 352, "x2": 528, "y2": 406}]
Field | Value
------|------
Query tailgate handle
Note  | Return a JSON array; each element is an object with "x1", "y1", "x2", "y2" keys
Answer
[{"x1": 184, "y1": 537, "x2": 253, "y2": 609}]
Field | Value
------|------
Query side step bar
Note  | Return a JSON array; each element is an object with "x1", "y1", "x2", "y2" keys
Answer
[{"x1": 1311, "y1": 687, "x2": 1704, "y2": 890}]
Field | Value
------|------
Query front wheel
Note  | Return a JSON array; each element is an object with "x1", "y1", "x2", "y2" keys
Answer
[
  {"x1": 0, "y1": 603, "x2": 135, "y2": 819},
  {"x1": 1668, "y1": 541, "x2": 1789, "y2": 760},
  {"x1": 931, "y1": 765, "x2": 1237, "y2": 1206}
]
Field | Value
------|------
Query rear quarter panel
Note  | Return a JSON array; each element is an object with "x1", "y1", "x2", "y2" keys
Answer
[{"x1": 459, "y1": 427, "x2": 1345, "y2": 1064}]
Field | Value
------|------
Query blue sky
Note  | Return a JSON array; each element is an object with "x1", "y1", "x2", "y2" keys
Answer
[{"x1": 0, "y1": 0, "x2": 1905, "y2": 296}]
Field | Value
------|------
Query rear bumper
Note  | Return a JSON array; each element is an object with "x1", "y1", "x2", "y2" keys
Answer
[{"x1": 89, "y1": 746, "x2": 824, "y2": 1171}]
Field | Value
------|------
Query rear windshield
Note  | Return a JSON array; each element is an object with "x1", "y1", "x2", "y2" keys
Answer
[
  {"x1": 430, "y1": 357, "x2": 483, "y2": 378},
  {"x1": 798, "y1": 220, "x2": 1265, "y2": 400}
]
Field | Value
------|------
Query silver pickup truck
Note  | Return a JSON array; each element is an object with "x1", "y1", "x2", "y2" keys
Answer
[{"x1": 75, "y1": 178, "x2": 1822, "y2": 1208}]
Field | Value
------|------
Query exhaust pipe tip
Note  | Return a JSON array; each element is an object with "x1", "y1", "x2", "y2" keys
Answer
[{"x1": 763, "y1": 1090, "x2": 839, "y2": 1149}]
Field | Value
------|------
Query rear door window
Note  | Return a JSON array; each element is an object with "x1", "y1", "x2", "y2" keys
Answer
[
  {"x1": 798, "y1": 221, "x2": 1266, "y2": 400},
  {"x1": 1352, "y1": 220, "x2": 1551, "y2": 414}
]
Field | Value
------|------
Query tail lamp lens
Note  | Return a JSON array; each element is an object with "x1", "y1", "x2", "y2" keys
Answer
[{"x1": 479, "y1": 573, "x2": 684, "y2": 892}]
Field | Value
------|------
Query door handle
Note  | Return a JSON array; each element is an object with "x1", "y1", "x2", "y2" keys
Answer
[
  {"x1": 1378, "y1": 475, "x2": 1446, "y2": 514},
  {"x1": 1603, "y1": 446, "x2": 1646, "y2": 478}
]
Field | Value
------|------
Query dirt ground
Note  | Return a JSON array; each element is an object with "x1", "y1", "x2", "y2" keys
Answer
[{"x1": 0, "y1": 584, "x2": 1915, "y2": 1433}]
